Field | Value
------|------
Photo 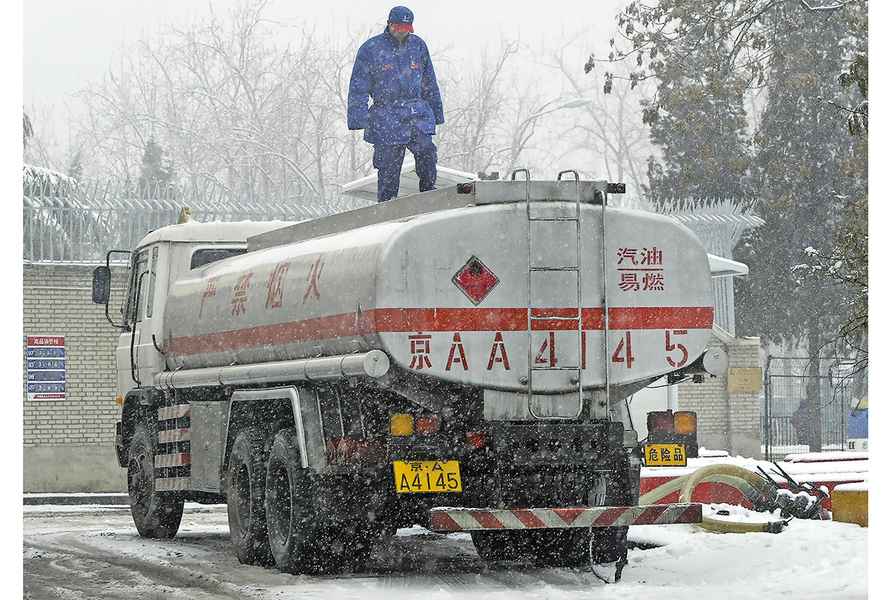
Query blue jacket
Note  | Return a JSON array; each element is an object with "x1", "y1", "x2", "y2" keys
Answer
[{"x1": 347, "y1": 29, "x2": 444, "y2": 145}]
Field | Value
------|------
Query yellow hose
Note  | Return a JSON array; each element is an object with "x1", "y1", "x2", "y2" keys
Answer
[
  {"x1": 678, "y1": 464, "x2": 786, "y2": 533},
  {"x1": 640, "y1": 473, "x2": 763, "y2": 506},
  {"x1": 641, "y1": 463, "x2": 786, "y2": 534}
]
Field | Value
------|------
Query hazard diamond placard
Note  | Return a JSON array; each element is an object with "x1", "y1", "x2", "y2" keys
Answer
[{"x1": 452, "y1": 255, "x2": 499, "y2": 305}]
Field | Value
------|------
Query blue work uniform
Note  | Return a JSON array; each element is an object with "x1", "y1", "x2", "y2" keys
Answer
[{"x1": 347, "y1": 29, "x2": 444, "y2": 201}]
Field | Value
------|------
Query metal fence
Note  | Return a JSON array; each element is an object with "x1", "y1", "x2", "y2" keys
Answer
[
  {"x1": 23, "y1": 169, "x2": 370, "y2": 263},
  {"x1": 762, "y1": 356, "x2": 851, "y2": 459}
]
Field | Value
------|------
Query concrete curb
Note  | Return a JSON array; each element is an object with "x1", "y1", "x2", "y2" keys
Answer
[{"x1": 24, "y1": 494, "x2": 130, "y2": 506}]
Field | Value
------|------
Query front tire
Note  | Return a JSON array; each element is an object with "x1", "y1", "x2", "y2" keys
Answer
[
  {"x1": 127, "y1": 423, "x2": 184, "y2": 538},
  {"x1": 226, "y1": 427, "x2": 274, "y2": 566}
]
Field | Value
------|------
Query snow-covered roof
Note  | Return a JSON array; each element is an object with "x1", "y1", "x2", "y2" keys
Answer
[
  {"x1": 341, "y1": 161, "x2": 476, "y2": 201},
  {"x1": 136, "y1": 220, "x2": 296, "y2": 248}
]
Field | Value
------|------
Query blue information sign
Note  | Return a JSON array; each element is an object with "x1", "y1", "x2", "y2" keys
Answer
[
  {"x1": 25, "y1": 335, "x2": 66, "y2": 400},
  {"x1": 27, "y1": 359, "x2": 65, "y2": 370}
]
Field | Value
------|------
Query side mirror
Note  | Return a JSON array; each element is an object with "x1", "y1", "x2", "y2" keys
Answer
[{"x1": 92, "y1": 266, "x2": 111, "y2": 304}]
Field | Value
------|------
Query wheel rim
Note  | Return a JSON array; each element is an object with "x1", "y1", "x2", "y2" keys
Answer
[{"x1": 128, "y1": 448, "x2": 152, "y2": 513}]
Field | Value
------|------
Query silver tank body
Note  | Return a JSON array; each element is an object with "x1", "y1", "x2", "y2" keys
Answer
[{"x1": 163, "y1": 202, "x2": 714, "y2": 392}]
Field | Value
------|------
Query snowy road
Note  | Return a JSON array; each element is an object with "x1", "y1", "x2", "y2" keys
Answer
[{"x1": 24, "y1": 504, "x2": 867, "y2": 599}]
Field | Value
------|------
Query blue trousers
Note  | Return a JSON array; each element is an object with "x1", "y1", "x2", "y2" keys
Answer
[{"x1": 373, "y1": 129, "x2": 437, "y2": 202}]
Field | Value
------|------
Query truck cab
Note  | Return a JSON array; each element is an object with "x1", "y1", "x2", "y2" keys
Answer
[{"x1": 97, "y1": 221, "x2": 296, "y2": 401}]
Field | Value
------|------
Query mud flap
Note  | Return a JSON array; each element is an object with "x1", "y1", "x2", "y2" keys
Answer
[
  {"x1": 591, "y1": 558, "x2": 627, "y2": 584},
  {"x1": 589, "y1": 524, "x2": 628, "y2": 583}
]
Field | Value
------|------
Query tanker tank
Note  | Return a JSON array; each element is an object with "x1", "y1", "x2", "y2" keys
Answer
[{"x1": 163, "y1": 183, "x2": 714, "y2": 395}]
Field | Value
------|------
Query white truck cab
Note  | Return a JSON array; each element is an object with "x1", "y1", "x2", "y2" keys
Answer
[{"x1": 94, "y1": 221, "x2": 295, "y2": 401}]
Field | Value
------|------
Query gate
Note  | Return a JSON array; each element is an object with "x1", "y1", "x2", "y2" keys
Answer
[{"x1": 762, "y1": 356, "x2": 851, "y2": 460}]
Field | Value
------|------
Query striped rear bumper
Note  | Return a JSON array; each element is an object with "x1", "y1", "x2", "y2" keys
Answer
[{"x1": 429, "y1": 503, "x2": 702, "y2": 532}]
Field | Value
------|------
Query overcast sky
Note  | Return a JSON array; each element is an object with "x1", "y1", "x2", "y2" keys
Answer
[{"x1": 24, "y1": 0, "x2": 626, "y2": 109}]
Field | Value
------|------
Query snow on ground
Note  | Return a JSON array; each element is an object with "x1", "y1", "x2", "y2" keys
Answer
[{"x1": 24, "y1": 504, "x2": 866, "y2": 599}]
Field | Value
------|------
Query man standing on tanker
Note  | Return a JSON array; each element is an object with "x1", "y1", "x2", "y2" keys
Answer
[{"x1": 347, "y1": 6, "x2": 444, "y2": 202}]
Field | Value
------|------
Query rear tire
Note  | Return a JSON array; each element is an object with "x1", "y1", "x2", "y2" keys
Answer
[
  {"x1": 226, "y1": 427, "x2": 274, "y2": 566},
  {"x1": 264, "y1": 428, "x2": 375, "y2": 574},
  {"x1": 127, "y1": 423, "x2": 184, "y2": 538}
]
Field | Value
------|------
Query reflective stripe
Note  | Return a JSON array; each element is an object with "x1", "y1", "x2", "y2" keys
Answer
[
  {"x1": 428, "y1": 503, "x2": 702, "y2": 532},
  {"x1": 158, "y1": 428, "x2": 191, "y2": 443},
  {"x1": 494, "y1": 510, "x2": 528, "y2": 530},
  {"x1": 154, "y1": 453, "x2": 191, "y2": 468},
  {"x1": 532, "y1": 508, "x2": 572, "y2": 528},
  {"x1": 154, "y1": 476, "x2": 191, "y2": 491},
  {"x1": 448, "y1": 510, "x2": 486, "y2": 530}
]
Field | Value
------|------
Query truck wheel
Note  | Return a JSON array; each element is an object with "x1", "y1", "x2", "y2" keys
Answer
[
  {"x1": 264, "y1": 428, "x2": 371, "y2": 574},
  {"x1": 226, "y1": 427, "x2": 274, "y2": 566},
  {"x1": 127, "y1": 423, "x2": 184, "y2": 538}
]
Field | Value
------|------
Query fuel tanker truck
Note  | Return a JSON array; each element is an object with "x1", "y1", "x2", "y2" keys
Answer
[{"x1": 92, "y1": 173, "x2": 728, "y2": 581}]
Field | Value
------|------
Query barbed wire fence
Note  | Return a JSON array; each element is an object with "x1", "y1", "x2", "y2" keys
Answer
[{"x1": 23, "y1": 166, "x2": 370, "y2": 263}]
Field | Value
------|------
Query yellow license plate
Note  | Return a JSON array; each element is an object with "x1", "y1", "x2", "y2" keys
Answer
[
  {"x1": 392, "y1": 460, "x2": 462, "y2": 493},
  {"x1": 643, "y1": 443, "x2": 688, "y2": 467}
]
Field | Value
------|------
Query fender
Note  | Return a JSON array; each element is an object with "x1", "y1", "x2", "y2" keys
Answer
[
  {"x1": 116, "y1": 387, "x2": 164, "y2": 467},
  {"x1": 205, "y1": 386, "x2": 327, "y2": 494}
]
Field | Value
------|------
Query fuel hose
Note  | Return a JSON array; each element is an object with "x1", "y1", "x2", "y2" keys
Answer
[{"x1": 639, "y1": 463, "x2": 787, "y2": 534}]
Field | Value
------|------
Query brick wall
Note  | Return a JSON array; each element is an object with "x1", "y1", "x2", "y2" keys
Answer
[
  {"x1": 677, "y1": 333, "x2": 762, "y2": 458},
  {"x1": 23, "y1": 263, "x2": 128, "y2": 491}
]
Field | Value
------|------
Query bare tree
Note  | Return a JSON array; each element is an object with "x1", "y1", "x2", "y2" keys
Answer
[
  {"x1": 550, "y1": 40, "x2": 656, "y2": 201},
  {"x1": 436, "y1": 40, "x2": 520, "y2": 175},
  {"x1": 23, "y1": 104, "x2": 70, "y2": 172},
  {"x1": 75, "y1": 0, "x2": 361, "y2": 210}
]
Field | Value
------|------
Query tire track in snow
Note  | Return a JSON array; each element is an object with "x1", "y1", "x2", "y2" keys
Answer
[{"x1": 25, "y1": 535, "x2": 260, "y2": 600}]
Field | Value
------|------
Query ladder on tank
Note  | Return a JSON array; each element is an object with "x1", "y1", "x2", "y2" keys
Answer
[{"x1": 513, "y1": 168, "x2": 609, "y2": 420}]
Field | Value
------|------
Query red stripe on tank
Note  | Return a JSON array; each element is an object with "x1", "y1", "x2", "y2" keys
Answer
[{"x1": 167, "y1": 306, "x2": 713, "y2": 356}]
